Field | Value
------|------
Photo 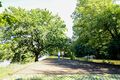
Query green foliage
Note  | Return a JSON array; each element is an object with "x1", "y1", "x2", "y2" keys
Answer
[
  {"x1": 69, "y1": 52, "x2": 75, "y2": 60},
  {"x1": 0, "y1": 1, "x2": 2, "y2": 7},
  {"x1": 108, "y1": 38, "x2": 120, "y2": 59},
  {"x1": 1, "y1": 7, "x2": 67, "y2": 62},
  {"x1": 0, "y1": 42, "x2": 13, "y2": 60},
  {"x1": 72, "y1": 0, "x2": 120, "y2": 59}
]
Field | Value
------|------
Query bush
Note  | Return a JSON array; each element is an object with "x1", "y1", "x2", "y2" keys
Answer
[{"x1": 70, "y1": 52, "x2": 75, "y2": 60}]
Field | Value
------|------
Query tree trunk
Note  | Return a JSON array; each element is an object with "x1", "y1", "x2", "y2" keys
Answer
[{"x1": 35, "y1": 53, "x2": 39, "y2": 62}]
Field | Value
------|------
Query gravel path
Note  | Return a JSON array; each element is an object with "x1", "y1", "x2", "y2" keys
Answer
[
  {"x1": 3, "y1": 58, "x2": 120, "y2": 79},
  {"x1": 15, "y1": 60, "x2": 86, "y2": 75},
  {"x1": 15, "y1": 58, "x2": 120, "y2": 75}
]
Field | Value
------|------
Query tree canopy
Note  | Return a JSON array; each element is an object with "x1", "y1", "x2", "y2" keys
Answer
[
  {"x1": 72, "y1": 0, "x2": 120, "y2": 59},
  {"x1": 0, "y1": 7, "x2": 67, "y2": 62},
  {"x1": 0, "y1": 1, "x2": 2, "y2": 7}
]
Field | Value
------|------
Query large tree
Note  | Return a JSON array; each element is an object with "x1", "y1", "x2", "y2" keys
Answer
[
  {"x1": 1, "y1": 7, "x2": 67, "y2": 62},
  {"x1": 0, "y1": 1, "x2": 2, "y2": 7},
  {"x1": 72, "y1": 0, "x2": 120, "y2": 59}
]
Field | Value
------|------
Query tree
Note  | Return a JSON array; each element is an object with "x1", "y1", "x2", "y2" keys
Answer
[
  {"x1": 72, "y1": 0, "x2": 120, "y2": 59},
  {"x1": 0, "y1": 42, "x2": 13, "y2": 60},
  {"x1": 1, "y1": 7, "x2": 67, "y2": 62},
  {"x1": 0, "y1": 1, "x2": 2, "y2": 7}
]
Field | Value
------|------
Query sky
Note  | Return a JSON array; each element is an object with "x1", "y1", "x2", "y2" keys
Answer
[
  {"x1": 115, "y1": 0, "x2": 120, "y2": 4},
  {"x1": 0, "y1": 0, "x2": 77, "y2": 38}
]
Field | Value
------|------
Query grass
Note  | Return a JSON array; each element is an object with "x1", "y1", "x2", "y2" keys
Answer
[
  {"x1": 49, "y1": 56, "x2": 120, "y2": 65},
  {"x1": 0, "y1": 66, "x2": 13, "y2": 78},
  {"x1": 0, "y1": 63, "x2": 31, "y2": 79},
  {"x1": 89, "y1": 59, "x2": 120, "y2": 65},
  {"x1": 8, "y1": 74, "x2": 120, "y2": 80},
  {"x1": 49, "y1": 56, "x2": 70, "y2": 59},
  {"x1": 77, "y1": 58, "x2": 120, "y2": 65}
]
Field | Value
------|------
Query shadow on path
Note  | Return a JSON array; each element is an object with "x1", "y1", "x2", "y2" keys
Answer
[{"x1": 42, "y1": 58, "x2": 120, "y2": 74}]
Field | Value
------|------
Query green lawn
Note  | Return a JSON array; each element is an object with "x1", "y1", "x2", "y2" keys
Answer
[
  {"x1": 0, "y1": 66, "x2": 13, "y2": 78},
  {"x1": 49, "y1": 56, "x2": 120, "y2": 65},
  {"x1": 8, "y1": 74, "x2": 120, "y2": 80},
  {"x1": 88, "y1": 59, "x2": 120, "y2": 65},
  {"x1": 0, "y1": 63, "x2": 30, "y2": 79},
  {"x1": 77, "y1": 58, "x2": 120, "y2": 65}
]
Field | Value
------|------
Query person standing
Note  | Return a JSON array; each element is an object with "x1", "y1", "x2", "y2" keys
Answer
[{"x1": 58, "y1": 51, "x2": 60, "y2": 61}]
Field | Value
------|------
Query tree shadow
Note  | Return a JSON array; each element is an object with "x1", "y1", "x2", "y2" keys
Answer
[{"x1": 41, "y1": 58, "x2": 120, "y2": 74}]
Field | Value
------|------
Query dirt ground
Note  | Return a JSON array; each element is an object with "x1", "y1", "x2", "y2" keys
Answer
[{"x1": 15, "y1": 58, "x2": 120, "y2": 75}]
